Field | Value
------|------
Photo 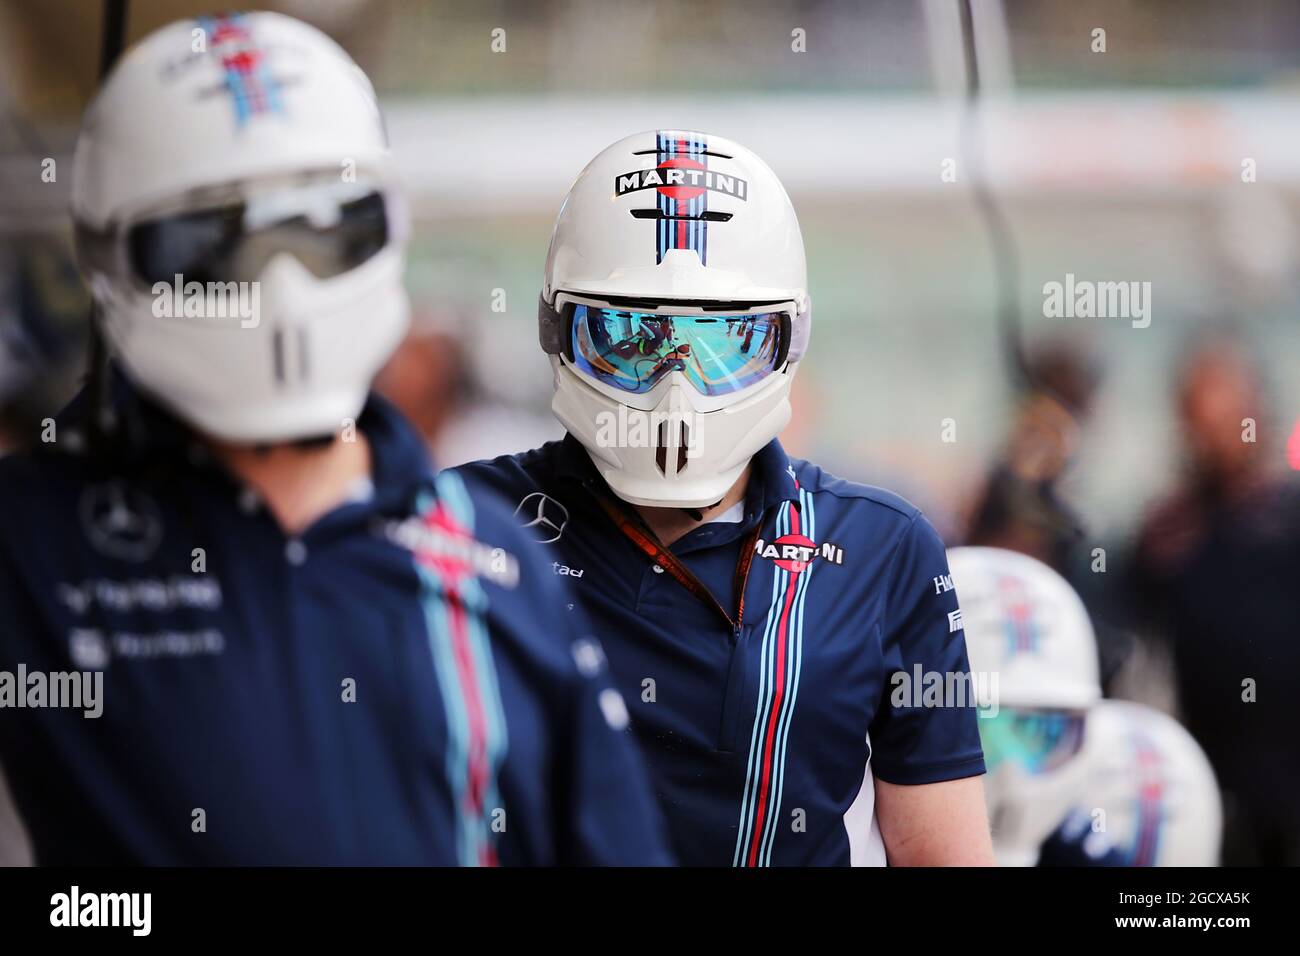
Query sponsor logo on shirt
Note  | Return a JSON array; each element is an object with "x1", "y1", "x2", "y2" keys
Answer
[
  {"x1": 78, "y1": 482, "x2": 164, "y2": 562},
  {"x1": 753, "y1": 532, "x2": 844, "y2": 574},
  {"x1": 514, "y1": 492, "x2": 569, "y2": 545},
  {"x1": 68, "y1": 628, "x2": 226, "y2": 665},
  {"x1": 57, "y1": 576, "x2": 222, "y2": 615},
  {"x1": 55, "y1": 575, "x2": 228, "y2": 667},
  {"x1": 382, "y1": 515, "x2": 520, "y2": 589}
]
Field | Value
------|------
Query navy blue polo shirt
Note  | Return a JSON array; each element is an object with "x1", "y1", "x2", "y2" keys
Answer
[
  {"x1": 454, "y1": 436, "x2": 985, "y2": 866},
  {"x1": 0, "y1": 380, "x2": 671, "y2": 865}
]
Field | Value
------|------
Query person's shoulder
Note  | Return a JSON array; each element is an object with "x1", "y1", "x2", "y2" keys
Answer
[
  {"x1": 789, "y1": 456, "x2": 923, "y2": 522},
  {"x1": 433, "y1": 468, "x2": 586, "y2": 678},
  {"x1": 450, "y1": 441, "x2": 565, "y2": 497},
  {"x1": 787, "y1": 457, "x2": 949, "y2": 566},
  {"x1": 0, "y1": 447, "x2": 43, "y2": 489},
  {"x1": 0, "y1": 443, "x2": 94, "y2": 506},
  {"x1": 0, "y1": 384, "x2": 116, "y2": 498},
  {"x1": 0, "y1": 447, "x2": 104, "y2": 619}
]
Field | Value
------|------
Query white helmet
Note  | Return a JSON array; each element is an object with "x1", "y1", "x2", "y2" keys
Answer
[
  {"x1": 947, "y1": 546, "x2": 1102, "y2": 865},
  {"x1": 538, "y1": 131, "x2": 811, "y2": 508},
  {"x1": 948, "y1": 546, "x2": 1101, "y2": 711},
  {"x1": 1077, "y1": 700, "x2": 1223, "y2": 866},
  {"x1": 72, "y1": 12, "x2": 408, "y2": 442}
]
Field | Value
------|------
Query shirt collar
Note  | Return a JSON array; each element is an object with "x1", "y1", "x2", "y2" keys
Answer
[
  {"x1": 555, "y1": 431, "x2": 604, "y2": 485},
  {"x1": 61, "y1": 366, "x2": 434, "y2": 515},
  {"x1": 359, "y1": 392, "x2": 437, "y2": 513},
  {"x1": 749, "y1": 437, "x2": 802, "y2": 513}
]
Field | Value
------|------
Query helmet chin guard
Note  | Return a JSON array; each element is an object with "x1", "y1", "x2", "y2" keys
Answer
[
  {"x1": 551, "y1": 354, "x2": 794, "y2": 509},
  {"x1": 540, "y1": 131, "x2": 810, "y2": 506}
]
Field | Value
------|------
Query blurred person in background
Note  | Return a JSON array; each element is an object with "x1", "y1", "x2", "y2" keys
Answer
[
  {"x1": 965, "y1": 342, "x2": 1099, "y2": 576},
  {"x1": 374, "y1": 310, "x2": 471, "y2": 447},
  {"x1": 376, "y1": 308, "x2": 559, "y2": 467},
  {"x1": 456, "y1": 131, "x2": 993, "y2": 866},
  {"x1": 1131, "y1": 333, "x2": 1300, "y2": 865},
  {"x1": 0, "y1": 12, "x2": 668, "y2": 866},
  {"x1": 963, "y1": 342, "x2": 1137, "y2": 691}
]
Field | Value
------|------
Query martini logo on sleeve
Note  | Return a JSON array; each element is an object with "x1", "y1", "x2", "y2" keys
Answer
[
  {"x1": 753, "y1": 533, "x2": 844, "y2": 574},
  {"x1": 615, "y1": 162, "x2": 748, "y2": 202}
]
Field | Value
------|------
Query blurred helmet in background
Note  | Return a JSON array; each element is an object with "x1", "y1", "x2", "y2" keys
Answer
[
  {"x1": 538, "y1": 130, "x2": 811, "y2": 507},
  {"x1": 950, "y1": 545, "x2": 1101, "y2": 710},
  {"x1": 72, "y1": 12, "x2": 408, "y2": 442},
  {"x1": 948, "y1": 545, "x2": 1103, "y2": 865},
  {"x1": 1077, "y1": 700, "x2": 1223, "y2": 866}
]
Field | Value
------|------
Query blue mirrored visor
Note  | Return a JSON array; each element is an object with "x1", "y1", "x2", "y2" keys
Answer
[
  {"x1": 979, "y1": 709, "x2": 1086, "y2": 775},
  {"x1": 569, "y1": 304, "x2": 785, "y2": 396}
]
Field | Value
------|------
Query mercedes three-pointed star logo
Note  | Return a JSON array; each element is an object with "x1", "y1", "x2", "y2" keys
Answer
[{"x1": 513, "y1": 492, "x2": 569, "y2": 544}]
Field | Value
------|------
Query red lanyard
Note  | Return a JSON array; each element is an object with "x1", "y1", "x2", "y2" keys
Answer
[{"x1": 595, "y1": 495, "x2": 763, "y2": 637}]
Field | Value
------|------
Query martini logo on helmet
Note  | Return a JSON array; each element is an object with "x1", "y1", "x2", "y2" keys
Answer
[
  {"x1": 635, "y1": 132, "x2": 723, "y2": 266},
  {"x1": 199, "y1": 15, "x2": 287, "y2": 126},
  {"x1": 753, "y1": 533, "x2": 844, "y2": 574},
  {"x1": 615, "y1": 164, "x2": 748, "y2": 202},
  {"x1": 158, "y1": 15, "x2": 291, "y2": 126},
  {"x1": 998, "y1": 574, "x2": 1041, "y2": 653}
]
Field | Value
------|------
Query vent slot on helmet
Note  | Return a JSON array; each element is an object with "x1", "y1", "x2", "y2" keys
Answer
[
  {"x1": 653, "y1": 420, "x2": 691, "y2": 476},
  {"x1": 628, "y1": 209, "x2": 733, "y2": 223}
]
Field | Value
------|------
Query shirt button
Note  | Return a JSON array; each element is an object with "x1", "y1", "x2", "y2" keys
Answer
[
  {"x1": 285, "y1": 539, "x2": 307, "y2": 566},
  {"x1": 652, "y1": 564, "x2": 665, "y2": 574},
  {"x1": 238, "y1": 488, "x2": 260, "y2": 514}
]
